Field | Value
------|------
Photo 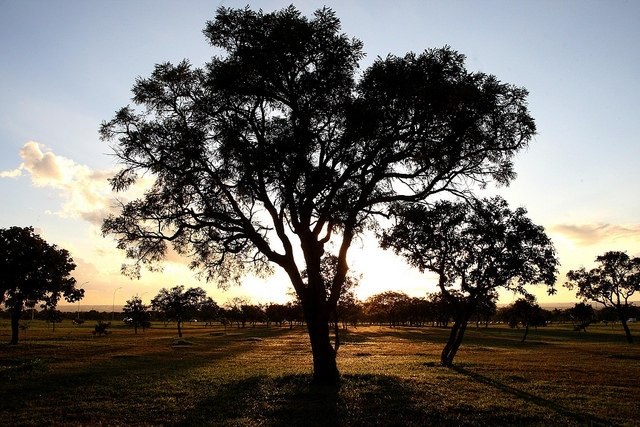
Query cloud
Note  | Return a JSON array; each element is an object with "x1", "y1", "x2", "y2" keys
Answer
[
  {"x1": 0, "y1": 168, "x2": 22, "y2": 178},
  {"x1": 550, "y1": 223, "x2": 640, "y2": 246},
  {"x1": 1, "y1": 141, "x2": 149, "y2": 226}
]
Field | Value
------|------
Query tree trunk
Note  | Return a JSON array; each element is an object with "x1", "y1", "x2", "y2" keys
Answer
[
  {"x1": 177, "y1": 320, "x2": 183, "y2": 338},
  {"x1": 10, "y1": 307, "x2": 21, "y2": 345},
  {"x1": 617, "y1": 308, "x2": 634, "y2": 344},
  {"x1": 306, "y1": 315, "x2": 339, "y2": 385},
  {"x1": 521, "y1": 323, "x2": 529, "y2": 342},
  {"x1": 441, "y1": 311, "x2": 470, "y2": 367},
  {"x1": 303, "y1": 295, "x2": 339, "y2": 385}
]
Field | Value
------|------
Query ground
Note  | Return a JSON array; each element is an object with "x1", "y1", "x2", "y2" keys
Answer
[{"x1": 1, "y1": 320, "x2": 638, "y2": 425}]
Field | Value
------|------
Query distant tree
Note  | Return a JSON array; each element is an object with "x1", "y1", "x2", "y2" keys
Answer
[
  {"x1": 381, "y1": 197, "x2": 558, "y2": 366},
  {"x1": 224, "y1": 297, "x2": 251, "y2": 328},
  {"x1": 364, "y1": 291, "x2": 412, "y2": 327},
  {"x1": 567, "y1": 302, "x2": 596, "y2": 332},
  {"x1": 337, "y1": 292, "x2": 362, "y2": 329},
  {"x1": 472, "y1": 294, "x2": 498, "y2": 328},
  {"x1": 242, "y1": 304, "x2": 266, "y2": 327},
  {"x1": 199, "y1": 297, "x2": 220, "y2": 327},
  {"x1": 101, "y1": 6, "x2": 537, "y2": 385},
  {"x1": 122, "y1": 296, "x2": 151, "y2": 334},
  {"x1": 502, "y1": 296, "x2": 545, "y2": 342},
  {"x1": 426, "y1": 292, "x2": 454, "y2": 327},
  {"x1": 265, "y1": 303, "x2": 288, "y2": 327},
  {"x1": 0, "y1": 226, "x2": 84, "y2": 344},
  {"x1": 42, "y1": 308, "x2": 63, "y2": 332},
  {"x1": 566, "y1": 251, "x2": 640, "y2": 343},
  {"x1": 151, "y1": 286, "x2": 207, "y2": 337}
]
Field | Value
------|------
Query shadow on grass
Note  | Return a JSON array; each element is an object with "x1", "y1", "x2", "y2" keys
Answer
[
  {"x1": 451, "y1": 366, "x2": 615, "y2": 427},
  {"x1": 178, "y1": 373, "x2": 443, "y2": 426}
]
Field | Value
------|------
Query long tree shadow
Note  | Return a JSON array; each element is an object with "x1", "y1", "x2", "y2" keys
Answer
[{"x1": 450, "y1": 365, "x2": 616, "y2": 426}]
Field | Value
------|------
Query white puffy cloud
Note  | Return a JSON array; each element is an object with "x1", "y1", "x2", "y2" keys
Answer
[
  {"x1": 1, "y1": 141, "x2": 150, "y2": 226},
  {"x1": 2, "y1": 141, "x2": 113, "y2": 224},
  {"x1": 0, "y1": 168, "x2": 22, "y2": 178}
]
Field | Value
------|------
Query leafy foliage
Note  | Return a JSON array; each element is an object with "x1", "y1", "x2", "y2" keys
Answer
[
  {"x1": 122, "y1": 296, "x2": 151, "y2": 333},
  {"x1": 0, "y1": 226, "x2": 84, "y2": 344},
  {"x1": 101, "y1": 6, "x2": 537, "y2": 383},
  {"x1": 151, "y1": 285, "x2": 207, "y2": 337},
  {"x1": 566, "y1": 251, "x2": 640, "y2": 343},
  {"x1": 381, "y1": 197, "x2": 558, "y2": 365},
  {"x1": 500, "y1": 296, "x2": 546, "y2": 341}
]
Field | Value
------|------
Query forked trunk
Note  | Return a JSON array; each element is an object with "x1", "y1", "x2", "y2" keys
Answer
[
  {"x1": 440, "y1": 311, "x2": 470, "y2": 367},
  {"x1": 617, "y1": 308, "x2": 634, "y2": 344}
]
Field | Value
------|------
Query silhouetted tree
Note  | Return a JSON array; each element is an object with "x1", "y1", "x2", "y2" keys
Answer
[
  {"x1": 224, "y1": 297, "x2": 251, "y2": 328},
  {"x1": 566, "y1": 251, "x2": 640, "y2": 343},
  {"x1": 502, "y1": 296, "x2": 545, "y2": 342},
  {"x1": 199, "y1": 297, "x2": 220, "y2": 326},
  {"x1": 242, "y1": 304, "x2": 266, "y2": 327},
  {"x1": 472, "y1": 294, "x2": 498, "y2": 328},
  {"x1": 567, "y1": 302, "x2": 596, "y2": 332},
  {"x1": 364, "y1": 291, "x2": 412, "y2": 327},
  {"x1": 43, "y1": 307, "x2": 63, "y2": 332},
  {"x1": 151, "y1": 285, "x2": 207, "y2": 337},
  {"x1": 265, "y1": 303, "x2": 288, "y2": 327},
  {"x1": 101, "y1": 6, "x2": 537, "y2": 384},
  {"x1": 0, "y1": 226, "x2": 84, "y2": 344},
  {"x1": 381, "y1": 197, "x2": 558, "y2": 366},
  {"x1": 427, "y1": 292, "x2": 454, "y2": 327},
  {"x1": 123, "y1": 296, "x2": 151, "y2": 333}
]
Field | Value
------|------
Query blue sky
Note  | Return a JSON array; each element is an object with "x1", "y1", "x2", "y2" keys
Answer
[{"x1": 1, "y1": 0, "x2": 639, "y2": 307}]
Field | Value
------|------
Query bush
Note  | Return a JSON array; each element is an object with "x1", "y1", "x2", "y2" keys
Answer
[{"x1": 92, "y1": 321, "x2": 111, "y2": 336}]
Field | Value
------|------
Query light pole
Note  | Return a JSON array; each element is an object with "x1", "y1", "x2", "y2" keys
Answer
[
  {"x1": 77, "y1": 281, "x2": 89, "y2": 321},
  {"x1": 112, "y1": 286, "x2": 123, "y2": 321}
]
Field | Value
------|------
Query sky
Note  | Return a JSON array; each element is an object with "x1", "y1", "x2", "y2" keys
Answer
[{"x1": 1, "y1": 0, "x2": 639, "y2": 309}]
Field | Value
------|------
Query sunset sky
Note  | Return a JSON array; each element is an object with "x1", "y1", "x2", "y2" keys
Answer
[{"x1": 1, "y1": 0, "x2": 639, "y2": 309}]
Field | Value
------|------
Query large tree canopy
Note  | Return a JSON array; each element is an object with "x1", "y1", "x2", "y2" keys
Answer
[
  {"x1": 565, "y1": 251, "x2": 640, "y2": 343},
  {"x1": 0, "y1": 226, "x2": 84, "y2": 344},
  {"x1": 380, "y1": 197, "x2": 558, "y2": 365},
  {"x1": 101, "y1": 6, "x2": 536, "y2": 384}
]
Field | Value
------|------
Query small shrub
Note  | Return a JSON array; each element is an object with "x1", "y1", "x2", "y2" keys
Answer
[{"x1": 92, "y1": 321, "x2": 111, "y2": 336}]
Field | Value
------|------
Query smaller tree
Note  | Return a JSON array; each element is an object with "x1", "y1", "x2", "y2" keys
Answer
[
  {"x1": 363, "y1": 291, "x2": 412, "y2": 327},
  {"x1": 42, "y1": 307, "x2": 63, "y2": 332},
  {"x1": 0, "y1": 226, "x2": 84, "y2": 344},
  {"x1": 472, "y1": 294, "x2": 498, "y2": 328},
  {"x1": 199, "y1": 297, "x2": 220, "y2": 327},
  {"x1": 565, "y1": 251, "x2": 640, "y2": 343},
  {"x1": 567, "y1": 302, "x2": 596, "y2": 332},
  {"x1": 381, "y1": 197, "x2": 558, "y2": 366},
  {"x1": 122, "y1": 296, "x2": 151, "y2": 334},
  {"x1": 151, "y1": 286, "x2": 207, "y2": 337},
  {"x1": 502, "y1": 295, "x2": 545, "y2": 342}
]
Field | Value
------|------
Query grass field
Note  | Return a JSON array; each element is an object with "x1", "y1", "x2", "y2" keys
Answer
[{"x1": 1, "y1": 320, "x2": 639, "y2": 426}]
